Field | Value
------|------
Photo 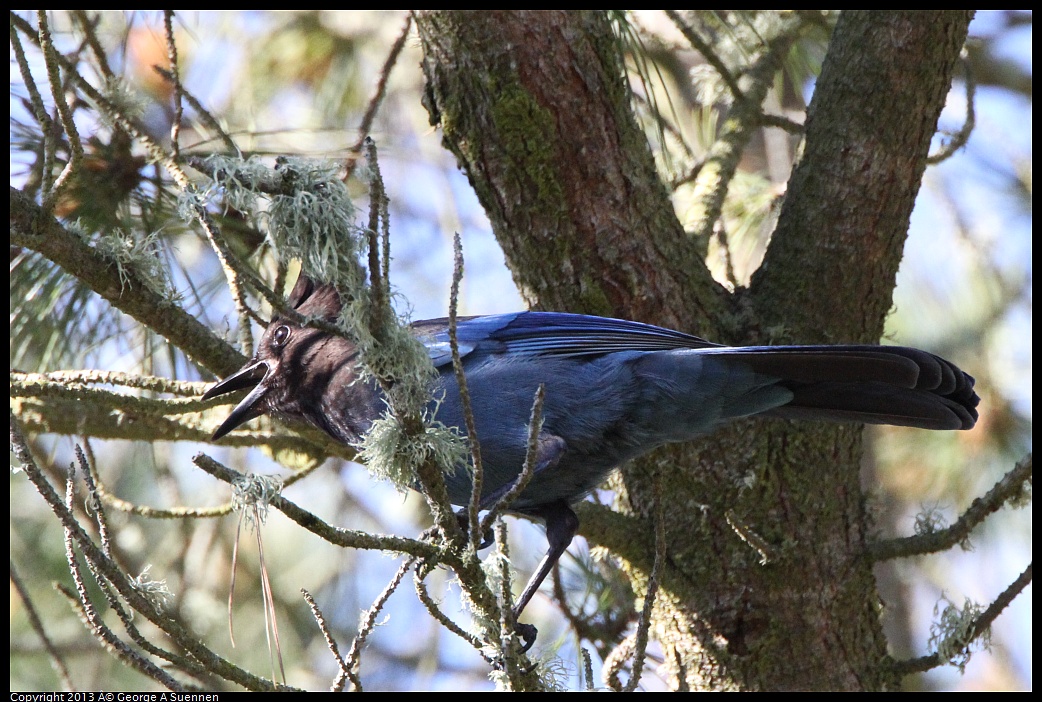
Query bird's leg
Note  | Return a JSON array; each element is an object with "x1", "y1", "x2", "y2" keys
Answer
[
  {"x1": 456, "y1": 432, "x2": 571, "y2": 649},
  {"x1": 511, "y1": 500, "x2": 579, "y2": 650}
]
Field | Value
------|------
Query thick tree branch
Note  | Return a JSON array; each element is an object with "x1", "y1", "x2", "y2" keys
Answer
[
  {"x1": 10, "y1": 186, "x2": 245, "y2": 377},
  {"x1": 751, "y1": 11, "x2": 976, "y2": 343}
]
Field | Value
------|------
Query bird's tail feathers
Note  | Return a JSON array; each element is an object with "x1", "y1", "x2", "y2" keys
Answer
[{"x1": 705, "y1": 346, "x2": 978, "y2": 430}]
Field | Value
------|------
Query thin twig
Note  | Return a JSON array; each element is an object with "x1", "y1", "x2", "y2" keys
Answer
[
  {"x1": 36, "y1": 10, "x2": 83, "y2": 211},
  {"x1": 927, "y1": 48, "x2": 976, "y2": 164},
  {"x1": 77, "y1": 444, "x2": 112, "y2": 559},
  {"x1": 480, "y1": 385, "x2": 545, "y2": 533},
  {"x1": 162, "y1": 11, "x2": 184, "y2": 161},
  {"x1": 62, "y1": 457, "x2": 186, "y2": 690},
  {"x1": 684, "y1": 13, "x2": 807, "y2": 240},
  {"x1": 870, "y1": 454, "x2": 1032, "y2": 561},
  {"x1": 153, "y1": 66, "x2": 239, "y2": 154},
  {"x1": 10, "y1": 15, "x2": 54, "y2": 197},
  {"x1": 192, "y1": 454, "x2": 444, "y2": 561},
  {"x1": 343, "y1": 557, "x2": 416, "y2": 691},
  {"x1": 301, "y1": 588, "x2": 350, "y2": 692},
  {"x1": 622, "y1": 476, "x2": 666, "y2": 692},
  {"x1": 890, "y1": 562, "x2": 1032, "y2": 676},
  {"x1": 413, "y1": 561, "x2": 487, "y2": 653},
  {"x1": 664, "y1": 10, "x2": 745, "y2": 102},
  {"x1": 495, "y1": 519, "x2": 526, "y2": 688},
  {"x1": 447, "y1": 233, "x2": 486, "y2": 552},
  {"x1": 345, "y1": 14, "x2": 413, "y2": 180},
  {"x1": 13, "y1": 343, "x2": 290, "y2": 692},
  {"x1": 70, "y1": 11, "x2": 113, "y2": 79},
  {"x1": 603, "y1": 632, "x2": 636, "y2": 691},
  {"x1": 11, "y1": 560, "x2": 74, "y2": 690}
]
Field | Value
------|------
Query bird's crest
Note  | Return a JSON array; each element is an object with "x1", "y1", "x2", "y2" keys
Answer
[{"x1": 283, "y1": 275, "x2": 342, "y2": 323}]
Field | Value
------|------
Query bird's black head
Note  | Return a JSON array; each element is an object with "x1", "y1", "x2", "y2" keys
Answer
[{"x1": 203, "y1": 276, "x2": 377, "y2": 443}]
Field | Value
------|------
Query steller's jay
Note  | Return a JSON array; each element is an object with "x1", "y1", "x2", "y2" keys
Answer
[{"x1": 203, "y1": 275, "x2": 979, "y2": 646}]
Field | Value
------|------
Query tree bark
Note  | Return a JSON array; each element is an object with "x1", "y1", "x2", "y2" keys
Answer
[{"x1": 415, "y1": 10, "x2": 728, "y2": 333}]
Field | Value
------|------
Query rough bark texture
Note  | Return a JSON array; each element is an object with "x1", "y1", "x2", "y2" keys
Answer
[
  {"x1": 417, "y1": 10, "x2": 972, "y2": 690},
  {"x1": 751, "y1": 11, "x2": 974, "y2": 344},
  {"x1": 416, "y1": 10, "x2": 729, "y2": 334}
]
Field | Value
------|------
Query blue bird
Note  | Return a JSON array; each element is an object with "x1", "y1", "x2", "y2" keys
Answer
[{"x1": 203, "y1": 275, "x2": 979, "y2": 646}]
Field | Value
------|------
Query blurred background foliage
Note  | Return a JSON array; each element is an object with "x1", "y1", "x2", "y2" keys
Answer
[{"x1": 10, "y1": 10, "x2": 1030, "y2": 691}]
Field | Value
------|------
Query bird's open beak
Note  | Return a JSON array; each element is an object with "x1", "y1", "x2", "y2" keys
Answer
[{"x1": 202, "y1": 361, "x2": 272, "y2": 440}]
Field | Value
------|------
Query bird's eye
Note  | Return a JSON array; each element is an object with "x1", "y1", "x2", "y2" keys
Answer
[{"x1": 271, "y1": 325, "x2": 291, "y2": 348}]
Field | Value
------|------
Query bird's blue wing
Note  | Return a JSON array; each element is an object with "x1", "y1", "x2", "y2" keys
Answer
[{"x1": 416, "y1": 312, "x2": 719, "y2": 368}]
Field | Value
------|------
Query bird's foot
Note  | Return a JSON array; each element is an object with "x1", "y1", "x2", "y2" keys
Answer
[{"x1": 515, "y1": 622, "x2": 538, "y2": 652}]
